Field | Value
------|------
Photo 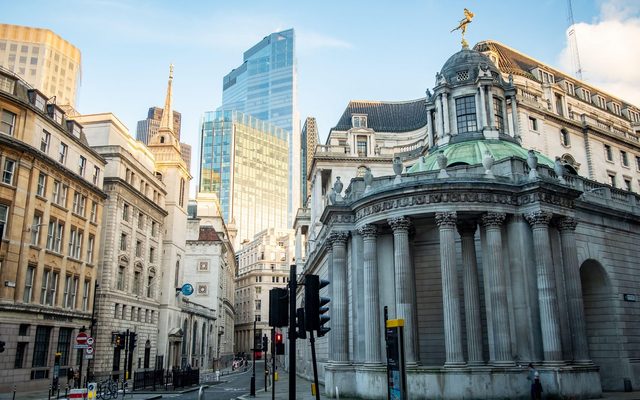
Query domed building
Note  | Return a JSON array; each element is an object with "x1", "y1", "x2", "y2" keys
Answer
[{"x1": 294, "y1": 41, "x2": 640, "y2": 399}]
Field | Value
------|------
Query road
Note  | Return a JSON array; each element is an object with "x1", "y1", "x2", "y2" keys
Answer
[{"x1": 169, "y1": 362, "x2": 268, "y2": 400}]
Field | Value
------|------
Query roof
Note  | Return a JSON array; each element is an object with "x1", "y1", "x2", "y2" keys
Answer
[
  {"x1": 198, "y1": 226, "x2": 220, "y2": 241},
  {"x1": 331, "y1": 98, "x2": 428, "y2": 133}
]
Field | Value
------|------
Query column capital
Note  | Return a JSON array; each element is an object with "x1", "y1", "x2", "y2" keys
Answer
[
  {"x1": 328, "y1": 231, "x2": 349, "y2": 245},
  {"x1": 435, "y1": 212, "x2": 457, "y2": 228},
  {"x1": 481, "y1": 212, "x2": 506, "y2": 228},
  {"x1": 525, "y1": 211, "x2": 553, "y2": 227},
  {"x1": 388, "y1": 216, "x2": 411, "y2": 232},
  {"x1": 357, "y1": 224, "x2": 378, "y2": 239},
  {"x1": 556, "y1": 216, "x2": 578, "y2": 232},
  {"x1": 456, "y1": 219, "x2": 477, "y2": 236}
]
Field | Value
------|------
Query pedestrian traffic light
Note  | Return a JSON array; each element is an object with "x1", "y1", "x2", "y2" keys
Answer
[
  {"x1": 268, "y1": 288, "x2": 289, "y2": 327},
  {"x1": 275, "y1": 331, "x2": 284, "y2": 355},
  {"x1": 0, "y1": 340, "x2": 5, "y2": 353},
  {"x1": 295, "y1": 307, "x2": 306, "y2": 339},
  {"x1": 304, "y1": 274, "x2": 331, "y2": 337}
]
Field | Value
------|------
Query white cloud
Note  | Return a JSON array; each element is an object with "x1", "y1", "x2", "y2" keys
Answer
[{"x1": 558, "y1": 0, "x2": 640, "y2": 105}]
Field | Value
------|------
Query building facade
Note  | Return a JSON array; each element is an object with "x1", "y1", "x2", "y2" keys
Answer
[
  {"x1": 219, "y1": 28, "x2": 300, "y2": 226},
  {"x1": 301, "y1": 117, "x2": 318, "y2": 207},
  {"x1": 73, "y1": 112, "x2": 168, "y2": 378},
  {"x1": 294, "y1": 42, "x2": 640, "y2": 399},
  {"x1": 135, "y1": 107, "x2": 191, "y2": 171},
  {"x1": 199, "y1": 110, "x2": 289, "y2": 246},
  {"x1": 183, "y1": 193, "x2": 236, "y2": 370},
  {"x1": 234, "y1": 228, "x2": 294, "y2": 355},
  {"x1": 0, "y1": 24, "x2": 81, "y2": 107},
  {"x1": 0, "y1": 69, "x2": 105, "y2": 391}
]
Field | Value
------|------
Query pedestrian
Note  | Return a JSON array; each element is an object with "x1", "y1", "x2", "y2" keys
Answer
[
  {"x1": 67, "y1": 367, "x2": 74, "y2": 386},
  {"x1": 532, "y1": 372, "x2": 543, "y2": 400},
  {"x1": 527, "y1": 363, "x2": 539, "y2": 400}
]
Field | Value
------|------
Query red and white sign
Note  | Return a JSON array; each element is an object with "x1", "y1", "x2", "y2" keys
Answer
[
  {"x1": 69, "y1": 388, "x2": 87, "y2": 399},
  {"x1": 86, "y1": 346, "x2": 94, "y2": 355},
  {"x1": 76, "y1": 332, "x2": 88, "y2": 345}
]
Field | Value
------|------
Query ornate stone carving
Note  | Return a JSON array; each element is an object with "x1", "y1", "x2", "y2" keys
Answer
[
  {"x1": 456, "y1": 220, "x2": 477, "y2": 236},
  {"x1": 524, "y1": 211, "x2": 553, "y2": 227},
  {"x1": 482, "y1": 151, "x2": 495, "y2": 178},
  {"x1": 357, "y1": 224, "x2": 377, "y2": 238},
  {"x1": 333, "y1": 176, "x2": 344, "y2": 195},
  {"x1": 527, "y1": 149, "x2": 539, "y2": 179},
  {"x1": 435, "y1": 212, "x2": 457, "y2": 227},
  {"x1": 556, "y1": 216, "x2": 578, "y2": 232},
  {"x1": 328, "y1": 231, "x2": 350, "y2": 245},
  {"x1": 554, "y1": 157, "x2": 566, "y2": 184},
  {"x1": 388, "y1": 216, "x2": 411, "y2": 232},
  {"x1": 481, "y1": 212, "x2": 506, "y2": 227}
]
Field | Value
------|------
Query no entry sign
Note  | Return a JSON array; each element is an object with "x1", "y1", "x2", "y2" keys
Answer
[{"x1": 76, "y1": 332, "x2": 88, "y2": 345}]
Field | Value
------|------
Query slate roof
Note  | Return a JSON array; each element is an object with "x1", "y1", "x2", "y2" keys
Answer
[
  {"x1": 332, "y1": 98, "x2": 428, "y2": 133},
  {"x1": 198, "y1": 226, "x2": 220, "y2": 241}
]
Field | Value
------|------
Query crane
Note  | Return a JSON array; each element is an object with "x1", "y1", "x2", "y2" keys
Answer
[{"x1": 567, "y1": 0, "x2": 584, "y2": 80}]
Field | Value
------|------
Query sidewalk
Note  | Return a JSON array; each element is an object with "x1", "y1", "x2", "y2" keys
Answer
[{"x1": 237, "y1": 371, "x2": 328, "y2": 400}]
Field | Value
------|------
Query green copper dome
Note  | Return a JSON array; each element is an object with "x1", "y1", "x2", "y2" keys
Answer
[{"x1": 408, "y1": 140, "x2": 554, "y2": 173}]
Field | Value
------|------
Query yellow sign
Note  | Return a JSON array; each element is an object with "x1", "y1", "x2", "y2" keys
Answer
[{"x1": 386, "y1": 319, "x2": 405, "y2": 328}]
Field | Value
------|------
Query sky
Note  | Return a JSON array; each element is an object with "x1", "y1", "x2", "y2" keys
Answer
[{"x1": 3, "y1": 0, "x2": 640, "y2": 195}]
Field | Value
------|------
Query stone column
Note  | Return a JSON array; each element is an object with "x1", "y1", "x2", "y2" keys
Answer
[
  {"x1": 481, "y1": 212, "x2": 514, "y2": 365},
  {"x1": 330, "y1": 231, "x2": 350, "y2": 363},
  {"x1": 358, "y1": 224, "x2": 382, "y2": 364},
  {"x1": 436, "y1": 95, "x2": 444, "y2": 139},
  {"x1": 479, "y1": 85, "x2": 487, "y2": 129},
  {"x1": 488, "y1": 91, "x2": 496, "y2": 129},
  {"x1": 510, "y1": 96, "x2": 520, "y2": 140},
  {"x1": 388, "y1": 216, "x2": 418, "y2": 365},
  {"x1": 426, "y1": 109, "x2": 434, "y2": 148},
  {"x1": 525, "y1": 211, "x2": 563, "y2": 363},
  {"x1": 457, "y1": 220, "x2": 484, "y2": 365},
  {"x1": 557, "y1": 217, "x2": 591, "y2": 363},
  {"x1": 435, "y1": 212, "x2": 464, "y2": 366},
  {"x1": 475, "y1": 90, "x2": 484, "y2": 130},
  {"x1": 442, "y1": 92, "x2": 451, "y2": 136}
]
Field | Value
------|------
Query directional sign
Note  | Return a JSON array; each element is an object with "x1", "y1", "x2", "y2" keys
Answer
[
  {"x1": 76, "y1": 332, "x2": 88, "y2": 345},
  {"x1": 86, "y1": 337, "x2": 94, "y2": 346},
  {"x1": 181, "y1": 283, "x2": 194, "y2": 296}
]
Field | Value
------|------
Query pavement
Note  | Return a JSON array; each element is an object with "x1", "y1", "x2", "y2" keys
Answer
[{"x1": 236, "y1": 370, "x2": 327, "y2": 400}]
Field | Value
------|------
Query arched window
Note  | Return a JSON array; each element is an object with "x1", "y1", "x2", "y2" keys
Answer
[
  {"x1": 192, "y1": 321, "x2": 198, "y2": 354},
  {"x1": 201, "y1": 324, "x2": 206, "y2": 354},
  {"x1": 144, "y1": 340, "x2": 151, "y2": 369},
  {"x1": 160, "y1": 136, "x2": 165, "y2": 144}
]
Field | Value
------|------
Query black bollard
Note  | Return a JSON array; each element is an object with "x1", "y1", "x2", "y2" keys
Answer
[
  {"x1": 48, "y1": 384, "x2": 52, "y2": 400},
  {"x1": 12, "y1": 385, "x2": 16, "y2": 400}
]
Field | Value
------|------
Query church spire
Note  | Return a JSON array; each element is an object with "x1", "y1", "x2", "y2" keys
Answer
[{"x1": 159, "y1": 63, "x2": 174, "y2": 135}]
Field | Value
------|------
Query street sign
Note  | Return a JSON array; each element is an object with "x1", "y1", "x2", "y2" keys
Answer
[
  {"x1": 86, "y1": 346, "x2": 94, "y2": 355},
  {"x1": 86, "y1": 337, "x2": 94, "y2": 346},
  {"x1": 85, "y1": 354, "x2": 94, "y2": 360},
  {"x1": 76, "y1": 332, "x2": 88, "y2": 345},
  {"x1": 181, "y1": 283, "x2": 194, "y2": 296},
  {"x1": 74, "y1": 343, "x2": 88, "y2": 349}
]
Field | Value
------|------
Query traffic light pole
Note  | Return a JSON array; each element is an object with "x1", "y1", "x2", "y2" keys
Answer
[
  {"x1": 250, "y1": 317, "x2": 256, "y2": 396},
  {"x1": 288, "y1": 264, "x2": 296, "y2": 400},
  {"x1": 264, "y1": 334, "x2": 268, "y2": 392},
  {"x1": 78, "y1": 326, "x2": 86, "y2": 389},
  {"x1": 309, "y1": 330, "x2": 320, "y2": 400},
  {"x1": 271, "y1": 328, "x2": 276, "y2": 400}
]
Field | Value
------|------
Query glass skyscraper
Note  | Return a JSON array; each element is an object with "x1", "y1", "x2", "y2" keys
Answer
[
  {"x1": 199, "y1": 110, "x2": 289, "y2": 245},
  {"x1": 219, "y1": 28, "x2": 299, "y2": 226}
]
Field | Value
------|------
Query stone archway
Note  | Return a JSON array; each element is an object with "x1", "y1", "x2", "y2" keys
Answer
[{"x1": 580, "y1": 259, "x2": 621, "y2": 391}]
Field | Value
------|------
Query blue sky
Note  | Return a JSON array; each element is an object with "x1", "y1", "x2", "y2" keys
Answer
[{"x1": 3, "y1": 0, "x2": 639, "y2": 193}]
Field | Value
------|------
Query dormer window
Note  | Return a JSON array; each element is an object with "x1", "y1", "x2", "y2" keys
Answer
[
  {"x1": 0, "y1": 74, "x2": 16, "y2": 94},
  {"x1": 577, "y1": 88, "x2": 591, "y2": 103},
  {"x1": 27, "y1": 89, "x2": 47, "y2": 112},
  {"x1": 538, "y1": 70, "x2": 554, "y2": 84},
  {"x1": 609, "y1": 102, "x2": 621, "y2": 116},
  {"x1": 66, "y1": 120, "x2": 82, "y2": 139},
  {"x1": 46, "y1": 104, "x2": 64, "y2": 125},
  {"x1": 564, "y1": 81, "x2": 575, "y2": 96},
  {"x1": 593, "y1": 94, "x2": 606, "y2": 109},
  {"x1": 352, "y1": 115, "x2": 367, "y2": 128}
]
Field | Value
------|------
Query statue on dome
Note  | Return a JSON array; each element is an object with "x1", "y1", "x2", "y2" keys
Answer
[{"x1": 451, "y1": 8, "x2": 475, "y2": 48}]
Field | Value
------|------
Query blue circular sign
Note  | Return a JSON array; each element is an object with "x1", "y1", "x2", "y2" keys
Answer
[{"x1": 181, "y1": 283, "x2": 194, "y2": 296}]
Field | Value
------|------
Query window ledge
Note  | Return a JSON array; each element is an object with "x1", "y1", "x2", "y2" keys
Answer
[
  {"x1": 605, "y1": 159, "x2": 615, "y2": 164},
  {"x1": 44, "y1": 249, "x2": 64, "y2": 258},
  {"x1": 0, "y1": 182, "x2": 16, "y2": 190},
  {"x1": 71, "y1": 212, "x2": 87, "y2": 221},
  {"x1": 51, "y1": 203, "x2": 68, "y2": 213},
  {"x1": 89, "y1": 220, "x2": 98, "y2": 227},
  {"x1": 622, "y1": 164, "x2": 630, "y2": 170},
  {"x1": 35, "y1": 195, "x2": 48, "y2": 202},
  {"x1": 29, "y1": 245, "x2": 42, "y2": 251}
]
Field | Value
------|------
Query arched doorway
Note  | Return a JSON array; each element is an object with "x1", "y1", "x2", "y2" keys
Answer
[{"x1": 580, "y1": 259, "x2": 621, "y2": 390}]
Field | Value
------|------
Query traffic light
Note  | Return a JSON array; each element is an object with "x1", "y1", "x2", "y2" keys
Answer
[
  {"x1": 254, "y1": 333, "x2": 262, "y2": 351},
  {"x1": 113, "y1": 332, "x2": 126, "y2": 349},
  {"x1": 129, "y1": 332, "x2": 138, "y2": 351},
  {"x1": 269, "y1": 288, "x2": 289, "y2": 327},
  {"x1": 262, "y1": 335, "x2": 268, "y2": 353},
  {"x1": 295, "y1": 307, "x2": 306, "y2": 339},
  {"x1": 0, "y1": 341, "x2": 4, "y2": 353},
  {"x1": 275, "y1": 331, "x2": 284, "y2": 355},
  {"x1": 304, "y1": 274, "x2": 331, "y2": 337}
]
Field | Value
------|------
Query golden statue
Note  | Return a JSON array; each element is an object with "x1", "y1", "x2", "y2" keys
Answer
[{"x1": 451, "y1": 8, "x2": 475, "y2": 48}]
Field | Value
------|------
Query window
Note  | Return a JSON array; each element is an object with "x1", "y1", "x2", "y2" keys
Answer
[
  {"x1": 529, "y1": 116, "x2": 538, "y2": 131},
  {"x1": 561, "y1": 129, "x2": 571, "y2": 146},
  {"x1": 611, "y1": 102, "x2": 621, "y2": 115},
  {"x1": 455, "y1": 96, "x2": 477, "y2": 133},
  {"x1": 36, "y1": 172, "x2": 46, "y2": 196},
  {"x1": 78, "y1": 156, "x2": 86, "y2": 176},
  {"x1": 636, "y1": 156, "x2": 640, "y2": 171},
  {"x1": 493, "y1": 97, "x2": 505, "y2": 132},
  {"x1": 352, "y1": 115, "x2": 367, "y2": 128},
  {"x1": 117, "y1": 266, "x2": 125, "y2": 290},
  {"x1": 122, "y1": 203, "x2": 130, "y2": 221},
  {"x1": 56, "y1": 327, "x2": 72, "y2": 365},
  {"x1": 579, "y1": 88, "x2": 591, "y2": 103},
  {"x1": 52, "y1": 180, "x2": 68, "y2": 206},
  {"x1": 604, "y1": 144, "x2": 613, "y2": 161},
  {"x1": 90, "y1": 201, "x2": 98, "y2": 222},
  {"x1": 0, "y1": 204, "x2": 6, "y2": 238},
  {"x1": 539, "y1": 70, "x2": 554, "y2": 84},
  {"x1": 356, "y1": 136, "x2": 368, "y2": 157},
  {"x1": 621, "y1": 151, "x2": 629, "y2": 167},
  {"x1": 609, "y1": 174, "x2": 616, "y2": 187},
  {"x1": 255, "y1": 299, "x2": 261, "y2": 311},
  {"x1": 32, "y1": 326, "x2": 52, "y2": 367},
  {"x1": 255, "y1": 286, "x2": 262, "y2": 294},
  {"x1": 92, "y1": 166, "x2": 100, "y2": 185},
  {"x1": 23, "y1": 265, "x2": 35, "y2": 303},
  {"x1": 595, "y1": 95, "x2": 607, "y2": 109},
  {"x1": 58, "y1": 143, "x2": 68, "y2": 164},
  {"x1": 87, "y1": 235, "x2": 95, "y2": 264},
  {"x1": 138, "y1": 212, "x2": 144, "y2": 229},
  {"x1": 179, "y1": 179, "x2": 185, "y2": 207},
  {"x1": 133, "y1": 270, "x2": 141, "y2": 295},
  {"x1": 15, "y1": 342, "x2": 27, "y2": 368},
  {"x1": 1, "y1": 110, "x2": 16, "y2": 136},
  {"x1": 564, "y1": 81, "x2": 575, "y2": 96},
  {"x1": 31, "y1": 214, "x2": 42, "y2": 245},
  {"x1": 82, "y1": 280, "x2": 90, "y2": 311},
  {"x1": 72, "y1": 192, "x2": 86, "y2": 216},
  {"x1": 120, "y1": 233, "x2": 127, "y2": 251},
  {"x1": 147, "y1": 273, "x2": 154, "y2": 297},
  {"x1": 68, "y1": 227, "x2": 82, "y2": 259},
  {"x1": 149, "y1": 247, "x2": 155, "y2": 263},
  {"x1": 624, "y1": 178, "x2": 632, "y2": 191},
  {"x1": 555, "y1": 93, "x2": 564, "y2": 116},
  {"x1": 46, "y1": 219, "x2": 64, "y2": 253},
  {"x1": 151, "y1": 221, "x2": 157, "y2": 237},
  {"x1": 3, "y1": 158, "x2": 15, "y2": 184},
  {"x1": 40, "y1": 269, "x2": 59, "y2": 306},
  {"x1": 135, "y1": 240, "x2": 142, "y2": 257},
  {"x1": 0, "y1": 75, "x2": 16, "y2": 94},
  {"x1": 63, "y1": 275, "x2": 72, "y2": 308},
  {"x1": 40, "y1": 131, "x2": 51, "y2": 153}
]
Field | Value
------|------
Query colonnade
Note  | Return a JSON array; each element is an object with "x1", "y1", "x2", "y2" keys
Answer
[{"x1": 324, "y1": 211, "x2": 590, "y2": 368}]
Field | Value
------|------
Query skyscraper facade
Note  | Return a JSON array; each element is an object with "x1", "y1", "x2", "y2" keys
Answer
[
  {"x1": 219, "y1": 29, "x2": 299, "y2": 226},
  {"x1": 0, "y1": 24, "x2": 81, "y2": 107},
  {"x1": 199, "y1": 110, "x2": 289, "y2": 246}
]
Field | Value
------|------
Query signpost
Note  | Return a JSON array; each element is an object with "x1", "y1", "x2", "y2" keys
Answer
[{"x1": 385, "y1": 318, "x2": 407, "y2": 400}]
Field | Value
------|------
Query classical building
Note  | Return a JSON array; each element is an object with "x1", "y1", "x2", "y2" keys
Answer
[
  {"x1": 182, "y1": 193, "x2": 236, "y2": 370},
  {"x1": 135, "y1": 107, "x2": 191, "y2": 172},
  {"x1": 0, "y1": 24, "x2": 81, "y2": 107},
  {"x1": 72, "y1": 112, "x2": 167, "y2": 377},
  {"x1": 0, "y1": 68, "x2": 105, "y2": 391},
  {"x1": 199, "y1": 110, "x2": 289, "y2": 246},
  {"x1": 294, "y1": 41, "x2": 640, "y2": 399},
  {"x1": 219, "y1": 28, "x2": 300, "y2": 226},
  {"x1": 234, "y1": 228, "x2": 294, "y2": 355}
]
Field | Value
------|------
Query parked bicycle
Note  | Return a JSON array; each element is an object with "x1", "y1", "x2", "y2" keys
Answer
[{"x1": 96, "y1": 378, "x2": 119, "y2": 400}]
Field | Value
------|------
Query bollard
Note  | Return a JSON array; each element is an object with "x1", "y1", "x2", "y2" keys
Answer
[
  {"x1": 198, "y1": 385, "x2": 205, "y2": 400},
  {"x1": 12, "y1": 385, "x2": 16, "y2": 400},
  {"x1": 48, "y1": 384, "x2": 52, "y2": 400}
]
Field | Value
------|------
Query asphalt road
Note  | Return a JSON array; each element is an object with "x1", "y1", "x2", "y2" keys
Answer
[{"x1": 170, "y1": 362, "x2": 268, "y2": 400}]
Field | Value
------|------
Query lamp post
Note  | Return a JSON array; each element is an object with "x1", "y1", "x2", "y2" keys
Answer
[{"x1": 250, "y1": 316, "x2": 257, "y2": 396}]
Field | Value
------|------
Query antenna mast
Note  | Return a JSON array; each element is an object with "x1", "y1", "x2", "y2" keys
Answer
[{"x1": 567, "y1": 0, "x2": 584, "y2": 80}]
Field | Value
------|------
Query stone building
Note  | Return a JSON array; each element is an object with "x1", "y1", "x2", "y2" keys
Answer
[
  {"x1": 294, "y1": 41, "x2": 640, "y2": 399},
  {"x1": 72, "y1": 112, "x2": 167, "y2": 377},
  {"x1": 0, "y1": 68, "x2": 106, "y2": 391},
  {"x1": 182, "y1": 193, "x2": 236, "y2": 371},
  {"x1": 235, "y1": 228, "x2": 295, "y2": 355}
]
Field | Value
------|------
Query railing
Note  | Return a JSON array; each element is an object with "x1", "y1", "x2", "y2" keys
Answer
[
  {"x1": 172, "y1": 368, "x2": 200, "y2": 389},
  {"x1": 132, "y1": 369, "x2": 164, "y2": 391}
]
